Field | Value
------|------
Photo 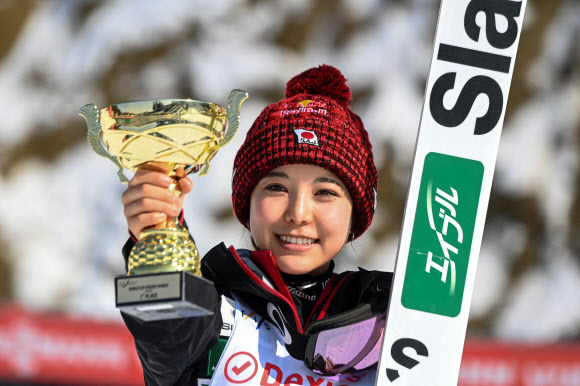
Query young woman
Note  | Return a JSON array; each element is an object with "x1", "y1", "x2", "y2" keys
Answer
[{"x1": 121, "y1": 65, "x2": 392, "y2": 385}]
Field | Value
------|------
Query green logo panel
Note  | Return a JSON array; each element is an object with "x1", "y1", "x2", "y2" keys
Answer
[{"x1": 402, "y1": 152, "x2": 484, "y2": 317}]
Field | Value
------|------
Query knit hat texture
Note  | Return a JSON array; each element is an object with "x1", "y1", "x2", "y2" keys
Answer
[{"x1": 232, "y1": 64, "x2": 378, "y2": 239}]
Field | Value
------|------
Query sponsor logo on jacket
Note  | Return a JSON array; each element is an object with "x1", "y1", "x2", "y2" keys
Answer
[{"x1": 287, "y1": 286, "x2": 316, "y2": 302}]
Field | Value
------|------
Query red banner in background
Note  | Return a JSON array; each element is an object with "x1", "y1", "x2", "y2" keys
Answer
[
  {"x1": 460, "y1": 339, "x2": 580, "y2": 386},
  {"x1": 0, "y1": 304, "x2": 143, "y2": 386},
  {"x1": 1, "y1": 304, "x2": 579, "y2": 386}
]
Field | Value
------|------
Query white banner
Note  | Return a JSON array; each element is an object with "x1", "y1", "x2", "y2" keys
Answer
[{"x1": 375, "y1": 0, "x2": 527, "y2": 385}]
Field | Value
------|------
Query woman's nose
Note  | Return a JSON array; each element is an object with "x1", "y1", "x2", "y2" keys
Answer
[{"x1": 285, "y1": 191, "x2": 312, "y2": 224}]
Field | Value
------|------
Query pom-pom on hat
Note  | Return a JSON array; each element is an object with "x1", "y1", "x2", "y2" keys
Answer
[{"x1": 232, "y1": 64, "x2": 378, "y2": 239}]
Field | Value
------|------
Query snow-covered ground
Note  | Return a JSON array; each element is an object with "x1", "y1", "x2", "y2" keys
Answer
[{"x1": 0, "y1": 0, "x2": 578, "y2": 342}]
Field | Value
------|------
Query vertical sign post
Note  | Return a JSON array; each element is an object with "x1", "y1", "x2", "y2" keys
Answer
[{"x1": 375, "y1": 1, "x2": 527, "y2": 385}]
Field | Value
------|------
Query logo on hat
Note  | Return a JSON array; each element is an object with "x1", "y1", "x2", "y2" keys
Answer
[
  {"x1": 293, "y1": 129, "x2": 319, "y2": 146},
  {"x1": 280, "y1": 100, "x2": 327, "y2": 116}
]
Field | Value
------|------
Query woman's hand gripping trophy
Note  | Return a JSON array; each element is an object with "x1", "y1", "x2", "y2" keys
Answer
[{"x1": 121, "y1": 164, "x2": 193, "y2": 239}]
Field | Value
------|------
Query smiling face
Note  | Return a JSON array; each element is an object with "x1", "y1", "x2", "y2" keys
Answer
[{"x1": 249, "y1": 164, "x2": 353, "y2": 275}]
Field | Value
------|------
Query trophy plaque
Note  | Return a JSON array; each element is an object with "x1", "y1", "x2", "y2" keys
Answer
[{"x1": 80, "y1": 90, "x2": 248, "y2": 321}]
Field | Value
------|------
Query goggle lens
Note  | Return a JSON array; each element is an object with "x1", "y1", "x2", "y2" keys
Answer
[{"x1": 308, "y1": 313, "x2": 385, "y2": 375}]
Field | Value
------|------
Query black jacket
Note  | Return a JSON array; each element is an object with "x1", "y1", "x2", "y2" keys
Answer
[{"x1": 121, "y1": 240, "x2": 392, "y2": 385}]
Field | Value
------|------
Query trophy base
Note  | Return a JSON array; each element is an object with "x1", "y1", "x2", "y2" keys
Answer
[{"x1": 115, "y1": 271, "x2": 215, "y2": 322}]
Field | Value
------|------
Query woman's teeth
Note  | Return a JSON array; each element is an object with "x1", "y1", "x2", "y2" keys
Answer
[{"x1": 279, "y1": 235, "x2": 315, "y2": 245}]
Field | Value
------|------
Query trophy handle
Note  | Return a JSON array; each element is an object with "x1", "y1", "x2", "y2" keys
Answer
[
  {"x1": 198, "y1": 89, "x2": 248, "y2": 177},
  {"x1": 79, "y1": 104, "x2": 129, "y2": 183},
  {"x1": 221, "y1": 89, "x2": 249, "y2": 148}
]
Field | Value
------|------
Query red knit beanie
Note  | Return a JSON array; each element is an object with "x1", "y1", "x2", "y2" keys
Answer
[{"x1": 232, "y1": 65, "x2": 378, "y2": 239}]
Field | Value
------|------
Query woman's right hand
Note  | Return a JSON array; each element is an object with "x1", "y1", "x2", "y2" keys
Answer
[{"x1": 121, "y1": 168, "x2": 193, "y2": 238}]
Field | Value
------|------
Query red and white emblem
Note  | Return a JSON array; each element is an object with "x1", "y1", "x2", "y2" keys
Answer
[{"x1": 293, "y1": 129, "x2": 319, "y2": 146}]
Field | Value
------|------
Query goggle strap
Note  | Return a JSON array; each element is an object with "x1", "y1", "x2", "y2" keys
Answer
[
  {"x1": 316, "y1": 272, "x2": 355, "y2": 321},
  {"x1": 303, "y1": 275, "x2": 338, "y2": 328}
]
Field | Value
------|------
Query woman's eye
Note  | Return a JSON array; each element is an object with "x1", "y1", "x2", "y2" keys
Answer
[
  {"x1": 316, "y1": 189, "x2": 338, "y2": 197},
  {"x1": 265, "y1": 184, "x2": 286, "y2": 192}
]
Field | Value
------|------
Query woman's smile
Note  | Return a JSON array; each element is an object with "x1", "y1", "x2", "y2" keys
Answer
[{"x1": 277, "y1": 234, "x2": 317, "y2": 246}]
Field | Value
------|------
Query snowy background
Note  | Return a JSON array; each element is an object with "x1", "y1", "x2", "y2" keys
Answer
[{"x1": 0, "y1": 0, "x2": 578, "y2": 343}]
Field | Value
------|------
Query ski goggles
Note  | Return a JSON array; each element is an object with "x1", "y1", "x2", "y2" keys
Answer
[{"x1": 303, "y1": 312, "x2": 386, "y2": 375}]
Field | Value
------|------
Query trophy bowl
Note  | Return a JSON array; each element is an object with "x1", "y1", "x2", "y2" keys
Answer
[{"x1": 80, "y1": 90, "x2": 248, "y2": 321}]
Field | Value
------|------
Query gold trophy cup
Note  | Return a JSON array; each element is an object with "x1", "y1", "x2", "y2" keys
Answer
[{"x1": 80, "y1": 90, "x2": 248, "y2": 321}]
